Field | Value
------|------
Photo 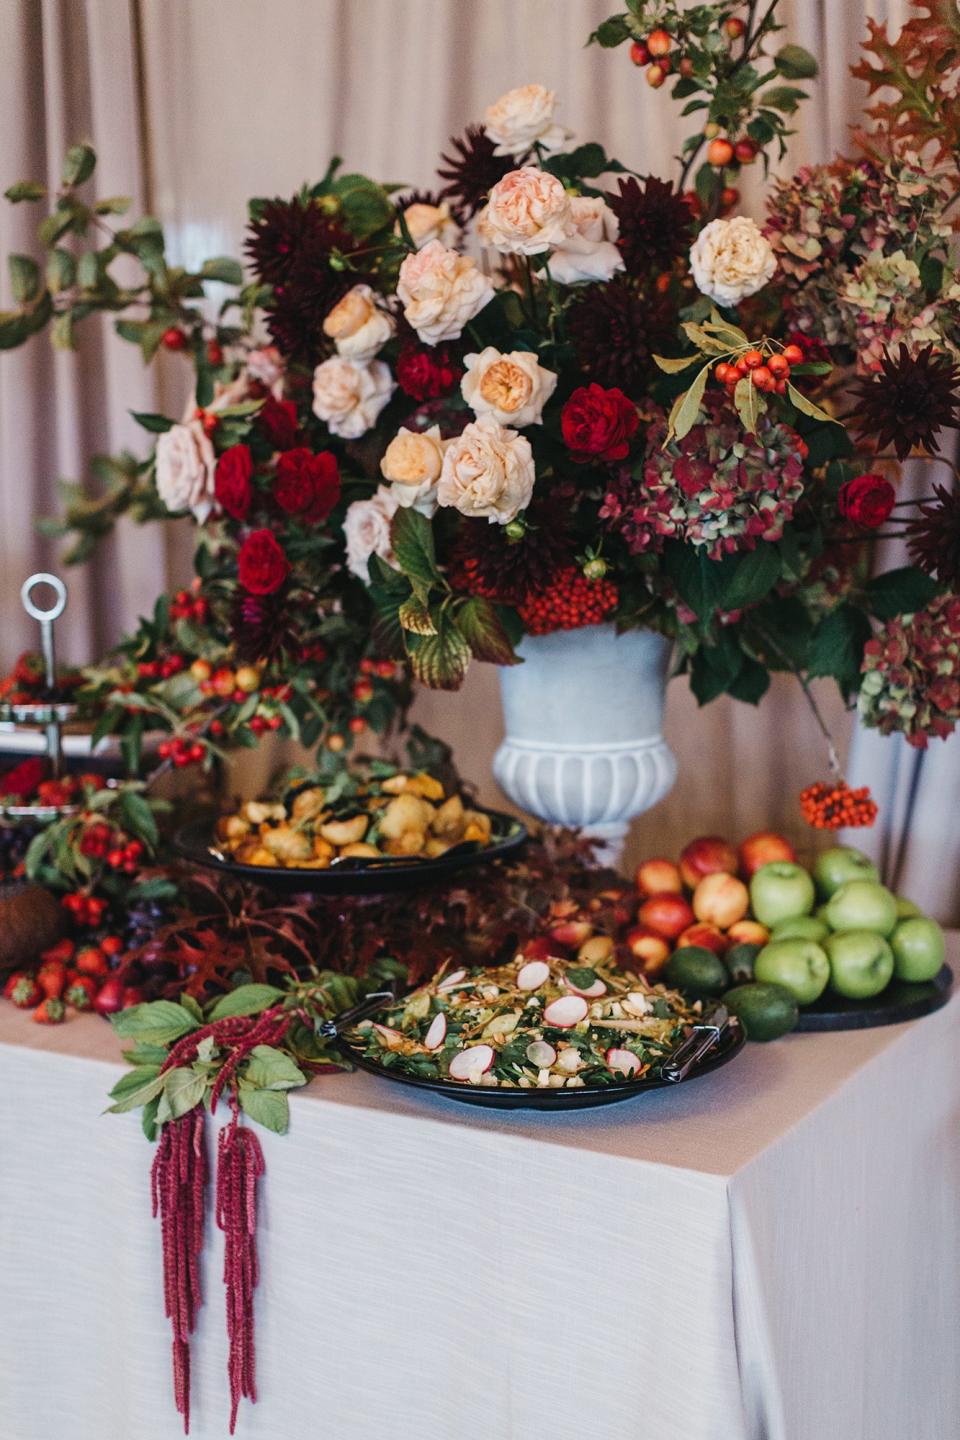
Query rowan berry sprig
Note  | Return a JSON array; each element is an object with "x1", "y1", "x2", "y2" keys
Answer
[{"x1": 800, "y1": 780, "x2": 878, "y2": 830}]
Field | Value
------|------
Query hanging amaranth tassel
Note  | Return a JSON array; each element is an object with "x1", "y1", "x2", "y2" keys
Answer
[
  {"x1": 150, "y1": 1107, "x2": 207, "y2": 1434},
  {"x1": 216, "y1": 1098, "x2": 266, "y2": 1434}
]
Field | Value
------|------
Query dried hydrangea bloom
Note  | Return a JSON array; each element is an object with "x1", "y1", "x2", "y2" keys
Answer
[{"x1": 858, "y1": 593, "x2": 960, "y2": 747}]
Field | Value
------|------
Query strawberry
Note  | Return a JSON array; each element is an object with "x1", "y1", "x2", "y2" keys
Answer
[
  {"x1": 40, "y1": 937, "x2": 75, "y2": 965},
  {"x1": 99, "y1": 935, "x2": 124, "y2": 957},
  {"x1": 3, "y1": 970, "x2": 26, "y2": 1000},
  {"x1": 37, "y1": 959, "x2": 67, "y2": 999},
  {"x1": 33, "y1": 997, "x2": 66, "y2": 1024},
  {"x1": 121, "y1": 985, "x2": 145, "y2": 1009},
  {"x1": 65, "y1": 974, "x2": 97, "y2": 1010},
  {"x1": 74, "y1": 946, "x2": 109, "y2": 978},
  {"x1": 10, "y1": 976, "x2": 42, "y2": 1008},
  {"x1": 93, "y1": 976, "x2": 125, "y2": 1015}
]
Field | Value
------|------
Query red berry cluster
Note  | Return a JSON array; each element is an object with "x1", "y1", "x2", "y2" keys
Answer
[
  {"x1": 158, "y1": 736, "x2": 206, "y2": 768},
  {"x1": 169, "y1": 588, "x2": 209, "y2": 623},
  {"x1": 138, "y1": 653, "x2": 186, "y2": 682},
  {"x1": 62, "y1": 891, "x2": 108, "y2": 927},
  {"x1": 519, "y1": 567, "x2": 619, "y2": 635},
  {"x1": 2, "y1": 937, "x2": 140, "y2": 1024},
  {"x1": 799, "y1": 780, "x2": 878, "y2": 830},
  {"x1": 78, "y1": 822, "x2": 143, "y2": 870},
  {"x1": 715, "y1": 344, "x2": 804, "y2": 398},
  {"x1": 630, "y1": 12, "x2": 745, "y2": 90}
]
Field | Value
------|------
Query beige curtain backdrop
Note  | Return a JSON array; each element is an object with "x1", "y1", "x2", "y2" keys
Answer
[{"x1": 1, "y1": 0, "x2": 957, "y2": 916}]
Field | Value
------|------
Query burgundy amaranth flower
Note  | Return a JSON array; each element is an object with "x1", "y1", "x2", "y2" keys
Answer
[{"x1": 858, "y1": 592, "x2": 960, "y2": 747}]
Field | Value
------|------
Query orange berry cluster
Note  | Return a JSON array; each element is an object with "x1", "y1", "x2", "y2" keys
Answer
[
  {"x1": 519, "y1": 567, "x2": 618, "y2": 636},
  {"x1": 800, "y1": 780, "x2": 879, "y2": 830},
  {"x1": 715, "y1": 344, "x2": 803, "y2": 398}
]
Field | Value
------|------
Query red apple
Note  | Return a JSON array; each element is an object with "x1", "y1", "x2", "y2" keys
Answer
[
  {"x1": 637, "y1": 892, "x2": 695, "y2": 941},
  {"x1": 547, "y1": 919, "x2": 594, "y2": 949},
  {"x1": 727, "y1": 919, "x2": 770, "y2": 946},
  {"x1": 677, "y1": 922, "x2": 728, "y2": 955},
  {"x1": 625, "y1": 926, "x2": 671, "y2": 968},
  {"x1": 739, "y1": 830, "x2": 797, "y2": 878},
  {"x1": 692, "y1": 872, "x2": 749, "y2": 929},
  {"x1": 636, "y1": 858, "x2": 683, "y2": 897},
  {"x1": 679, "y1": 835, "x2": 738, "y2": 890}
]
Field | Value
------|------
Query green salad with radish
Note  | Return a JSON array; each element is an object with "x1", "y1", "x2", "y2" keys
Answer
[{"x1": 345, "y1": 954, "x2": 703, "y2": 1090}]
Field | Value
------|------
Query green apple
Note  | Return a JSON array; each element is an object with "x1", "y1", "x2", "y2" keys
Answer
[
  {"x1": 771, "y1": 914, "x2": 829, "y2": 943},
  {"x1": 812, "y1": 845, "x2": 880, "y2": 898},
  {"x1": 824, "y1": 880, "x2": 897, "y2": 937},
  {"x1": 890, "y1": 917, "x2": 945, "y2": 983},
  {"x1": 749, "y1": 862, "x2": 815, "y2": 928},
  {"x1": 896, "y1": 897, "x2": 922, "y2": 919},
  {"x1": 755, "y1": 938, "x2": 830, "y2": 1005},
  {"x1": 825, "y1": 931, "x2": 894, "y2": 999}
]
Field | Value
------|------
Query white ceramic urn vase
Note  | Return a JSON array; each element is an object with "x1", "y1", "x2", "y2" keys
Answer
[{"x1": 493, "y1": 624, "x2": 676, "y2": 865}]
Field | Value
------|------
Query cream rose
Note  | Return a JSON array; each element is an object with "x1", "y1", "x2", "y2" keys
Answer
[
  {"x1": 461, "y1": 347, "x2": 557, "y2": 427},
  {"x1": 311, "y1": 356, "x2": 395, "y2": 439},
  {"x1": 437, "y1": 414, "x2": 535, "y2": 525},
  {"x1": 380, "y1": 425, "x2": 446, "y2": 513},
  {"x1": 549, "y1": 196, "x2": 625, "y2": 285},
  {"x1": 397, "y1": 200, "x2": 461, "y2": 250},
  {"x1": 397, "y1": 240, "x2": 494, "y2": 345},
  {"x1": 344, "y1": 485, "x2": 401, "y2": 583},
  {"x1": 322, "y1": 284, "x2": 395, "y2": 362},
  {"x1": 478, "y1": 167, "x2": 574, "y2": 257},
  {"x1": 155, "y1": 420, "x2": 216, "y2": 523},
  {"x1": 483, "y1": 83, "x2": 569, "y2": 158},
  {"x1": 689, "y1": 216, "x2": 777, "y2": 307}
]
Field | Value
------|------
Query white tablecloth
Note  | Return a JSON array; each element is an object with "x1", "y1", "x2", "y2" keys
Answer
[{"x1": 1, "y1": 940, "x2": 958, "y2": 1440}]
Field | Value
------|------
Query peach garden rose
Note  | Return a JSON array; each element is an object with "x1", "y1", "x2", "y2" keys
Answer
[
  {"x1": 477, "y1": 167, "x2": 574, "y2": 257},
  {"x1": 483, "y1": 83, "x2": 569, "y2": 158},
  {"x1": 380, "y1": 425, "x2": 446, "y2": 513},
  {"x1": 322, "y1": 284, "x2": 395, "y2": 362},
  {"x1": 460, "y1": 347, "x2": 557, "y2": 427},
  {"x1": 396, "y1": 240, "x2": 494, "y2": 345},
  {"x1": 437, "y1": 414, "x2": 535, "y2": 524},
  {"x1": 311, "y1": 356, "x2": 395, "y2": 439}
]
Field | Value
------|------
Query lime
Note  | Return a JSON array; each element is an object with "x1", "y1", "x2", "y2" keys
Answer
[
  {"x1": 723, "y1": 982, "x2": 799, "y2": 1042},
  {"x1": 726, "y1": 942, "x2": 760, "y2": 984},
  {"x1": 665, "y1": 945, "x2": 729, "y2": 998}
]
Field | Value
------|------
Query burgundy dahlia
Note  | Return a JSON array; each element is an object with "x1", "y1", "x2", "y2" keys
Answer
[
  {"x1": 608, "y1": 176, "x2": 693, "y2": 275},
  {"x1": 906, "y1": 483, "x2": 960, "y2": 585},
  {"x1": 567, "y1": 278, "x2": 673, "y2": 392},
  {"x1": 848, "y1": 344, "x2": 960, "y2": 461},
  {"x1": 437, "y1": 124, "x2": 512, "y2": 216}
]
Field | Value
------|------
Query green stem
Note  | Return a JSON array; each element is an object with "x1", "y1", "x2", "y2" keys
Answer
[{"x1": 752, "y1": 622, "x2": 844, "y2": 777}]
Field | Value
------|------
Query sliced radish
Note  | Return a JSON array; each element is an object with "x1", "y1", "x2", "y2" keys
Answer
[
  {"x1": 564, "y1": 975, "x2": 608, "y2": 999},
  {"x1": 525, "y1": 1039, "x2": 557, "y2": 1068},
  {"x1": 372, "y1": 1024, "x2": 405, "y2": 1048},
  {"x1": 437, "y1": 968, "x2": 467, "y2": 991},
  {"x1": 542, "y1": 995, "x2": 588, "y2": 1028},
  {"x1": 606, "y1": 1048, "x2": 641, "y2": 1077},
  {"x1": 424, "y1": 1012, "x2": 447, "y2": 1050},
  {"x1": 448, "y1": 1045, "x2": 495, "y2": 1082},
  {"x1": 517, "y1": 959, "x2": 550, "y2": 991}
]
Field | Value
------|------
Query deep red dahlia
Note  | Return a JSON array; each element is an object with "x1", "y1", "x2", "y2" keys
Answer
[
  {"x1": 214, "y1": 445, "x2": 254, "y2": 520},
  {"x1": 608, "y1": 176, "x2": 693, "y2": 275},
  {"x1": 257, "y1": 397, "x2": 299, "y2": 452},
  {"x1": 437, "y1": 124, "x2": 512, "y2": 217},
  {"x1": 237, "y1": 529, "x2": 290, "y2": 596}
]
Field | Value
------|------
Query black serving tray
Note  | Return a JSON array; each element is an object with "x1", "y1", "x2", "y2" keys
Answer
[
  {"x1": 338, "y1": 1020, "x2": 745, "y2": 1110},
  {"x1": 794, "y1": 962, "x2": 953, "y2": 1031},
  {"x1": 174, "y1": 809, "x2": 528, "y2": 896}
]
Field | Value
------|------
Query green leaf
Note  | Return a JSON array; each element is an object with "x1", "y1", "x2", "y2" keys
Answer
[
  {"x1": 456, "y1": 596, "x2": 520, "y2": 665},
  {"x1": 663, "y1": 543, "x2": 738, "y2": 621},
  {"x1": 775, "y1": 44, "x2": 818, "y2": 79},
  {"x1": 46, "y1": 248, "x2": 76, "y2": 293},
  {"x1": 179, "y1": 993, "x2": 205, "y2": 1023},
  {"x1": 8, "y1": 254, "x2": 41, "y2": 304},
  {"x1": 201, "y1": 256, "x2": 243, "y2": 285},
  {"x1": 243, "y1": 1045, "x2": 307, "y2": 1091},
  {"x1": 332, "y1": 173, "x2": 395, "y2": 240},
  {"x1": 207, "y1": 983, "x2": 284, "y2": 1020},
  {"x1": 654, "y1": 353, "x2": 704, "y2": 374},
  {"x1": 723, "y1": 546, "x2": 782, "y2": 610},
  {"x1": 119, "y1": 789, "x2": 159, "y2": 848},
  {"x1": 122, "y1": 1042, "x2": 170, "y2": 1066},
  {"x1": 37, "y1": 210, "x2": 73, "y2": 247},
  {"x1": 390, "y1": 506, "x2": 439, "y2": 586},
  {"x1": 785, "y1": 382, "x2": 837, "y2": 426},
  {"x1": 94, "y1": 195, "x2": 132, "y2": 215},
  {"x1": 398, "y1": 596, "x2": 437, "y2": 635},
  {"x1": 727, "y1": 658, "x2": 770, "y2": 705},
  {"x1": 163, "y1": 1066, "x2": 207, "y2": 1120},
  {"x1": 409, "y1": 622, "x2": 472, "y2": 690},
  {"x1": 130, "y1": 410, "x2": 174, "y2": 433},
  {"x1": 62, "y1": 143, "x2": 97, "y2": 186},
  {"x1": 864, "y1": 567, "x2": 938, "y2": 621},
  {"x1": 142, "y1": 1096, "x2": 161, "y2": 1142},
  {"x1": 733, "y1": 374, "x2": 762, "y2": 434},
  {"x1": 4, "y1": 181, "x2": 45, "y2": 203},
  {"x1": 680, "y1": 322, "x2": 732, "y2": 357},
  {"x1": 238, "y1": 1086, "x2": 290, "y2": 1134},
  {"x1": 51, "y1": 312, "x2": 75, "y2": 350},
  {"x1": 107, "y1": 1067, "x2": 165, "y2": 1114},
  {"x1": 759, "y1": 84, "x2": 808, "y2": 114},
  {"x1": 667, "y1": 361, "x2": 710, "y2": 441},
  {"x1": 807, "y1": 603, "x2": 872, "y2": 693},
  {"x1": 588, "y1": 15, "x2": 632, "y2": 46},
  {"x1": 111, "y1": 999, "x2": 199, "y2": 1045}
]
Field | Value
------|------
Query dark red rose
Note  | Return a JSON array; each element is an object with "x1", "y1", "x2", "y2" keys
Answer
[
  {"x1": 258, "y1": 396, "x2": 299, "y2": 451},
  {"x1": 273, "y1": 447, "x2": 341, "y2": 522},
  {"x1": 838, "y1": 473, "x2": 896, "y2": 529},
  {"x1": 0, "y1": 756, "x2": 47, "y2": 801},
  {"x1": 396, "y1": 340, "x2": 462, "y2": 401},
  {"x1": 214, "y1": 444, "x2": 253, "y2": 520},
  {"x1": 561, "y1": 384, "x2": 640, "y2": 463},
  {"x1": 237, "y1": 529, "x2": 290, "y2": 595}
]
